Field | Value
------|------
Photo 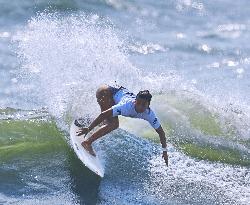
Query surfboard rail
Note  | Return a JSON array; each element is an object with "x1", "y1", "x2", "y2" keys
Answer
[{"x1": 70, "y1": 121, "x2": 104, "y2": 177}]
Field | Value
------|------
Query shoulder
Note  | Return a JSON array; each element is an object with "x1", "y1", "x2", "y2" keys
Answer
[
  {"x1": 145, "y1": 108, "x2": 161, "y2": 129},
  {"x1": 146, "y1": 107, "x2": 155, "y2": 116},
  {"x1": 112, "y1": 100, "x2": 133, "y2": 111},
  {"x1": 144, "y1": 108, "x2": 158, "y2": 122}
]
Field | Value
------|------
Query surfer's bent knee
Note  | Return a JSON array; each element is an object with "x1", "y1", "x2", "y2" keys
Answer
[
  {"x1": 105, "y1": 117, "x2": 119, "y2": 130},
  {"x1": 112, "y1": 118, "x2": 119, "y2": 130}
]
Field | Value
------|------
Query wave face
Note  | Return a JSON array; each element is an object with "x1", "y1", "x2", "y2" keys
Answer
[
  {"x1": 0, "y1": 105, "x2": 250, "y2": 204},
  {"x1": 0, "y1": 108, "x2": 249, "y2": 205}
]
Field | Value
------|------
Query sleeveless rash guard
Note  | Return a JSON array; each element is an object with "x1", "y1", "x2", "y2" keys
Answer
[{"x1": 110, "y1": 86, "x2": 161, "y2": 129}]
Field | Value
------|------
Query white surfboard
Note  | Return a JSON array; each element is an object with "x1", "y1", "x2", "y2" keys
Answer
[{"x1": 70, "y1": 121, "x2": 104, "y2": 177}]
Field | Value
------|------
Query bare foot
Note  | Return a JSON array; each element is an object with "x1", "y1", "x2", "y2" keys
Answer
[{"x1": 81, "y1": 141, "x2": 96, "y2": 157}]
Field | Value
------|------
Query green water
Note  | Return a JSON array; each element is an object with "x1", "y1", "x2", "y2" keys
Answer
[
  {"x1": 0, "y1": 107, "x2": 249, "y2": 204},
  {"x1": 180, "y1": 143, "x2": 250, "y2": 166},
  {"x1": 135, "y1": 94, "x2": 250, "y2": 167},
  {"x1": 0, "y1": 119, "x2": 67, "y2": 161}
]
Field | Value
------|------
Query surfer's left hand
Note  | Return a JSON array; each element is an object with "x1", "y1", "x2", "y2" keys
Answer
[
  {"x1": 162, "y1": 151, "x2": 168, "y2": 166},
  {"x1": 76, "y1": 127, "x2": 89, "y2": 136}
]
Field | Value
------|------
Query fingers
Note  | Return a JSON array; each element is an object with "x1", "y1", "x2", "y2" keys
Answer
[
  {"x1": 76, "y1": 129, "x2": 85, "y2": 136},
  {"x1": 162, "y1": 153, "x2": 168, "y2": 166},
  {"x1": 76, "y1": 128, "x2": 87, "y2": 136},
  {"x1": 165, "y1": 158, "x2": 168, "y2": 166},
  {"x1": 165, "y1": 154, "x2": 168, "y2": 166},
  {"x1": 76, "y1": 132, "x2": 83, "y2": 136},
  {"x1": 164, "y1": 157, "x2": 168, "y2": 166}
]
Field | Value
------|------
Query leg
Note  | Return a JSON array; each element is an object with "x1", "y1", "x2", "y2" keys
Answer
[
  {"x1": 86, "y1": 117, "x2": 119, "y2": 143},
  {"x1": 82, "y1": 85, "x2": 119, "y2": 156}
]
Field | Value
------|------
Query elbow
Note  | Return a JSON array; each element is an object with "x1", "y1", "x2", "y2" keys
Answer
[
  {"x1": 99, "y1": 110, "x2": 111, "y2": 121},
  {"x1": 159, "y1": 133, "x2": 165, "y2": 139},
  {"x1": 156, "y1": 126, "x2": 165, "y2": 136},
  {"x1": 159, "y1": 131, "x2": 166, "y2": 140}
]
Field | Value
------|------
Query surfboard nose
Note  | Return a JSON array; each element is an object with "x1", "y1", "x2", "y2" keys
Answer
[{"x1": 70, "y1": 121, "x2": 105, "y2": 178}]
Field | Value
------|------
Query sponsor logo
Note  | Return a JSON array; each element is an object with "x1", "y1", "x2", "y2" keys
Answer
[
  {"x1": 117, "y1": 109, "x2": 121, "y2": 115},
  {"x1": 153, "y1": 118, "x2": 158, "y2": 124}
]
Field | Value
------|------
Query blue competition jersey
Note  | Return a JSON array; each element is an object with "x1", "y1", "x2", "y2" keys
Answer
[{"x1": 111, "y1": 88, "x2": 161, "y2": 129}]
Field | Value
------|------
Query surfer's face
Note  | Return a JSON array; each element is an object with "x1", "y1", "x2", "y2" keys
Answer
[{"x1": 135, "y1": 98, "x2": 149, "y2": 113}]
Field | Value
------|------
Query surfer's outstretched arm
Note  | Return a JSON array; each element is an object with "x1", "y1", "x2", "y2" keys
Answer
[
  {"x1": 155, "y1": 126, "x2": 168, "y2": 166},
  {"x1": 76, "y1": 108, "x2": 114, "y2": 136},
  {"x1": 89, "y1": 108, "x2": 114, "y2": 130}
]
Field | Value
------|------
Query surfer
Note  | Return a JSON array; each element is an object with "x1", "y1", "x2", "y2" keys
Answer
[{"x1": 76, "y1": 84, "x2": 168, "y2": 166}]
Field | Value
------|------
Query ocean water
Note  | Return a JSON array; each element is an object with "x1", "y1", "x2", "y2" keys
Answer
[{"x1": 0, "y1": 0, "x2": 250, "y2": 204}]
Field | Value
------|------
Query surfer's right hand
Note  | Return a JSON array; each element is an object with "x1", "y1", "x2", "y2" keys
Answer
[{"x1": 76, "y1": 127, "x2": 89, "y2": 136}]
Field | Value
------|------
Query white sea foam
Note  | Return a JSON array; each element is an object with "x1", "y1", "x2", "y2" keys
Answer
[{"x1": 13, "y1": 13, "x2": 192, "y2": 120}]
